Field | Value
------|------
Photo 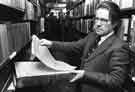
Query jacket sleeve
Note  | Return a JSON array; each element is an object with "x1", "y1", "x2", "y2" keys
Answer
[
  {"x1": 50, "y1": 33, "x2": 93, "y2": 56},
  {"x1": 83, "y1": 43, "x2": 130, "y2": 89}
]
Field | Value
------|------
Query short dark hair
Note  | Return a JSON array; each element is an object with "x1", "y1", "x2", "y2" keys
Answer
[{"x1": 96, "y1": 1, "x2": 121, "y2": 33}]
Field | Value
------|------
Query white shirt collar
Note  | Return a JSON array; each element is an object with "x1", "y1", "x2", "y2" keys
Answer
[{"x1": 98, "y1": 31, "x2": 114, "y2": 45}]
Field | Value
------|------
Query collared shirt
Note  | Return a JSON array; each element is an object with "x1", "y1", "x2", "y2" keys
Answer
[{"x1": 98, "y1": 31, "x2": 114, "y2": 45}]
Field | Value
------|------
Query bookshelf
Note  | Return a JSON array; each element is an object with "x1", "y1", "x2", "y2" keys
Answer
[
  {"x1": 0, "y1": 0, "x2": 26, "y2": 91},
  {"x1": 0, "y1": 0, "x2": 41, "y2": 92}
]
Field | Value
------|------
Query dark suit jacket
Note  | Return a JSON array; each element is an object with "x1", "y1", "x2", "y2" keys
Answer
[{"x1": 51, "y1": 32, "x2": 130, "y2": 92}]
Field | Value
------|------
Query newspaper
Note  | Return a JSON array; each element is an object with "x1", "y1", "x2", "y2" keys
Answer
[
  {"x1": 31, "y1": 35, "x2": 76, "y2": 71},
  {"x1": 14, "y1": 35, "x2": 82, "y2": 78}
]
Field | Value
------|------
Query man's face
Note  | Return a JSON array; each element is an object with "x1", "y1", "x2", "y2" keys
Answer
[{"x1": 93, "y1": 8, "x2": 114, "y2": 36}]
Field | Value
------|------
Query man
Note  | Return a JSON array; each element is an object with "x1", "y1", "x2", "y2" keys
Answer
[{"x1": 39, "y1": 1, "x2": 130, "y2": 92}]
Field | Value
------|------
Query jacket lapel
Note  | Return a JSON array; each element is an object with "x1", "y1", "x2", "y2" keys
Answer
[
  {"x1": 82, "y1": 33, "x2": 97, "y2": 59},
  {"x1": 87, "y1": 34, "x2": 116, "y2": 61}
]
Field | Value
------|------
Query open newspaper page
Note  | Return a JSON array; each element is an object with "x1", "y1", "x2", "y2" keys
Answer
[{"x1": 31, "y1": 35, "x2": 76, "y2": 71}]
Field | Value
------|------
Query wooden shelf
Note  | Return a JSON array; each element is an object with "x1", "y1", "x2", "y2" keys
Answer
[{"x1": 120, "y1": 8, "x2": 135, "y2": 18}]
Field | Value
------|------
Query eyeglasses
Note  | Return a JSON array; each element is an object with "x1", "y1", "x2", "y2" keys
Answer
[{"x1": 94, "y1": 17, "x2": 110, "y2": 24}]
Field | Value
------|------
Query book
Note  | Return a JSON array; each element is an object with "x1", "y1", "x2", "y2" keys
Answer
[
  {"x1": 0, "y1": 24, "x2": 10, "y2": 63},
  {"x1": 7, "y1": 22, "x2": 31, "y2": 51}
]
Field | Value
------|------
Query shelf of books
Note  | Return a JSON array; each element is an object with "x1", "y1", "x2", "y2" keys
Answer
[
  {"x1": 0, "y1": 0, "x2": 25, "y2": 21},
  {"x1": 0, "y1": 22, "x2": 33, "y2": 92},
  {"x1": 69, "y1": 0, "x2": 100, "y2": 34},
  {"x1": 0, "y1": 0, "x2": 39, "y2": 68},
  {"x1": 0, "y1": 0, "x2": 41, "y2": 92},
  {"x1": 0, "y1": 0, "x2": 41, "y2": 65},
  {"x1": 0, "y1": 0, "x2": 25, "y2": 12},
  {"x1": 24, "y1": 0, "x2": 41, "y2": 22}
]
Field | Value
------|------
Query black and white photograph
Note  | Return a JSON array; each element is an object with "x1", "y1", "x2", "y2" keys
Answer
[{"x1": 0, "y1": 0, "x2": 135, "y2": 92}]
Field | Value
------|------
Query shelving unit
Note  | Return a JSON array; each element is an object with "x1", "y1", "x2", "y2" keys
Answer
[
  {"x1": 0, "y1": 1, "x2": 25, "y2": 91},
  {"x1": 0, "y1": 0, "x2": 41, "y2": 92}
]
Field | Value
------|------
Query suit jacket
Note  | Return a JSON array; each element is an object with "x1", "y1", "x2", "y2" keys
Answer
[{"x1": 51, "y1": 32, "x2": 130, "y2": 92}]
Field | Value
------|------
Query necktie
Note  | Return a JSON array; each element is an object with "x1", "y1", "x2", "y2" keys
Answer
[
  {"x1": 95, "y1": 35, "x2": 101, "y2": 48},
  {"x1": 86, "y1": 36, "x2": 101, "y2": 58}
]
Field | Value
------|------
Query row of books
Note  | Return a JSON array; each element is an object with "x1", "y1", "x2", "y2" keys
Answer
[
  {"x1": 70, "y1": 0, "x2": 99, "y2": 33},
  {"x1": 0, "y1": 0, "x2": 41, "y2": 21},
  {"x1": 0, "y1": 0, "x2": 26, "y2": 11},
  {"x1": 24, "y1": 0, "x2": 41, "y2": 21},
  {"x1": 0, "y1": 24, "x2": 9, "y2": 63},
  {"x1": 72, "y1": 0, "x2": 100, "y2": 17},
  {"x1": 0, "y1": 22, "x2": 31, "y2": 63},
  {"x1": 73, "y1": 19, "x2": 93, "y2": 33}
]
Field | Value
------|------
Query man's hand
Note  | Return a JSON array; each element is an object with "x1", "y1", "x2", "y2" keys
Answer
[
  {"x1": 70, "y1": 70, "x2": 85, "y2": 83},
  {"x1": 39, "y1": 39, "x2": 53, "y2": 48}
]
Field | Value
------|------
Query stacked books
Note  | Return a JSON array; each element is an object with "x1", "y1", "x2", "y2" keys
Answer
[{"x1": 0, "y1": 0, "x2": 25, "y2": 11}]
